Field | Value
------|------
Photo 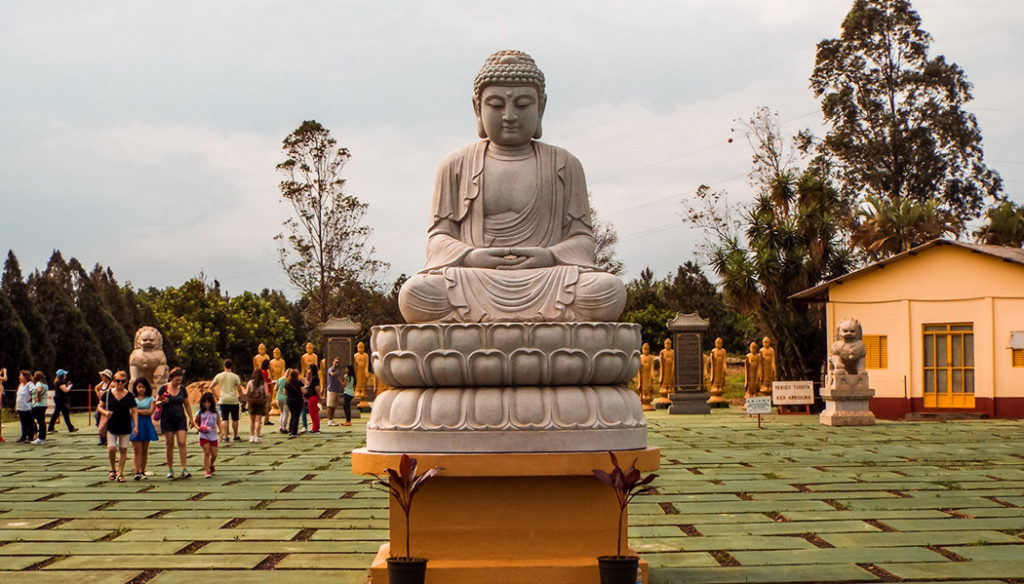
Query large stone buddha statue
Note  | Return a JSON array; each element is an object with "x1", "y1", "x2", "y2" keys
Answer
[{"x1": 398, "y1": 50, "x2": 626, "y2": 324}]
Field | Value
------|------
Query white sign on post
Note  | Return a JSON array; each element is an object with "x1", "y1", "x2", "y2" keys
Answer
[
  {"x1": 745, "y1": 396, "x2": 772, "y2": 414},
  {"x1": 772, "y1": 381, "x2": 814, "y2": 405}
]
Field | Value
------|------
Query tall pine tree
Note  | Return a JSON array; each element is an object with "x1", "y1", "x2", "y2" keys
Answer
[{"x1": 2, "y1": 251, "x2": 55, "y2": 373}]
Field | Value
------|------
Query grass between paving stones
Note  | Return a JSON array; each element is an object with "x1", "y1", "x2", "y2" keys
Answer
[{"x1": 2, "y1": 409, "x2": 1024, "y2": 583}]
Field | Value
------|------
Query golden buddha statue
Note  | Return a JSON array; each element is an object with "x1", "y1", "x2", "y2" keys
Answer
[
  {"x1": 300, "y1": 342, "x2": 319, "y2": 377},
  {"x1": 744, "y1": 341, "x2": 761, "y2": 399},
  {"x1": 269, "y1": 347, "x2": 286, "y2": 381},
  {"x1": 637, "y1": 342, "x2": 655, "y2": 411},
  {"x1": 759, "y1": 336, "x2": 777, "y2": 396},
  {"x1": 253, "y1": 343, "x2": 270, "y2": 372}
]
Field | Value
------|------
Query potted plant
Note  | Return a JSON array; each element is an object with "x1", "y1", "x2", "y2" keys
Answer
[
  {"x1": 592, "y1": 451, "x2": 658, "y2": 584},
  {"x1": 369, "y1": 453, "x2": 443, "y2": 584}
]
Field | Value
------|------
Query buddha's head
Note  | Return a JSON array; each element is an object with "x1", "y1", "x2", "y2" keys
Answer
[
  {"x1": 749, "y1": 341, "x2": 758, "y2": 354},
  {"x1": 762, "y1": 337, "x2": 772, "y2": 348},
  {"x1": 273, "y1": 347, "x2": 282, "y2": 359},
  {"x1": 664, "y1": 338, "x2": 672, "y2": 350},
  {"x1": 473, "y1": 50, "x2": 546, "y2": 144},
  {"x1": 641, "y1": 342, "x2": 650, "y2": 355},
  {"x1": 257, "y1": 343, "x2": 266, "y2": 355},
  {"x1": 357, "y1": 341, "x2": 366, "y2": 353},
  {"x1": 715, "y1": 337, "x2": 723, "y2": 349},
  {"x1": 305, "y1": 342, "x2": 314, "y2": 354}
]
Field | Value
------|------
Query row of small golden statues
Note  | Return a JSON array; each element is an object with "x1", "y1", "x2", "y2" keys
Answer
[
  {"x1": 252, "y1": 342, "x2": 373, "y2": 405},
  {"x1": 633, "y1": 336, "x2": 777, "y2": 410}
]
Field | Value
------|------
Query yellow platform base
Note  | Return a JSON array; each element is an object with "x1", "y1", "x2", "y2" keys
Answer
[{"x1": 352, "y1": 447, "x2": 660, "y2": 584}]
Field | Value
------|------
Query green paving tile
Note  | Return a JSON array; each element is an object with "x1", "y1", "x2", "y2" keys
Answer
[
  {"x1": 46, "y1": 554, "x2": 266, "y2": 570},
  {"x1": 0, "y1": 571, "x2": 140, "y2": 583},
  {"x1": 149, "y1": 569, "x2": 368, "y2": 584},
  {"x1": 58, "y1": 519, "x2": 230, "y2": 530},
  {"x1": 880, "y1": 560, "x2": 1024, "y2": 579},
  {"x1": 640, "y1": 551, "x2": 721, "y2": 568},
  {"x1": 199, "y1": 541, "x2": 382, "y2": 554},
  {"x1": 308, "y1": 528, "x2": 390, "y2": 541},
  {"x1": 0, "y1": 518, "x2": 53, "y2": 529},
  {"x1": 649, "y1": 563, "x2": 875, "y2": 583},
  {"x1": 780, "y1": 509, "x2": 950, "y2": 521},
  {"x1": 275, "y1": 553, "x2": 380, "y2": 569},
  {"x1": 0, "y1": 529, "x2": 112, "y2": 541},
  {"x1": 0, "y1": 542, "x2": 185, "y2": 555},
  {"x1": 821, "y1": 530, "x2": 1021, "y2": 547},
  {"x1": 731, "y1": 546, "x2": 946, "y2": 565},
  {"x1": 946, "y1": 544, "x2": 1024, "y2": 561},
  {"x1": 882, "y1": 517, "x2": 1024, "y2": 531},
  {"x1": 111, "y1": 528, "x2": 301, "y2": 541},
  {"x1": 696, "y1": 519, "x2": 880, "y2": 536},
  {"x1": 0, "y1": 555, "x2": 51, "y2": 570},
  {"x1": 633, "y1": 535, "x2": 817, "y2": 553}
]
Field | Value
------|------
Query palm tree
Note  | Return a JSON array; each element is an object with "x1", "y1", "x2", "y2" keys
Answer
[
  {"x1": 850, "y1": 195, "x2": 958, "y2": 260},
  {"x1": 973, "y1": 201, "x2": 1024, "y2": 248}
]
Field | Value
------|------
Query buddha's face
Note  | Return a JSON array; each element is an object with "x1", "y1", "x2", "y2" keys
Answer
[
  {"x1": 749, "y1": 342, "x2": 758, "y2": 354},
  {"x1": 715, "y1": 338, "x2": 723, "y2": 349},
  {"x1": 258, "y1": 343, "x2": 266, "y2": 355},
  {"x1": 762, "y1": 337, "x2": 771, "y2": 348},
  {"x1": 641, "y1": 343, "x2": 650, "y2": 355},
  {"x1": 306, "y1": 342, "x2": 314, "y2": 354},
  {"x1": 664, "y1": 339, "x2": 672, "y2": 350},
  {"x1": 477, "y1": 85, "x2": 541, "y2": 147},
  {"x1": 357, "y1": 342, "x2": 365, "y2": 353},
  {"x1": 273, "y1": 348, "x2": 281, "y2": 359}
]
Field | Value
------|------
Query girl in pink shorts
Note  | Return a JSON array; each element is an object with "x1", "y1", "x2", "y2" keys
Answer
[{"x1": 195, "y1": 392, "x2": 220, "y2": 478}]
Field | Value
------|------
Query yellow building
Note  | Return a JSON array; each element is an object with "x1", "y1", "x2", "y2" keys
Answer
[{"x1": 794, "y1": 240, "x2": 1024, "y2": 419}]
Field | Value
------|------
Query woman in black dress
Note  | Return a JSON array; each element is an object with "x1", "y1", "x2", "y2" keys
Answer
[
  {"x1": 156, "y1": 368, "x2": 195, "y2": 478},
  {"x1": 96, "y1": 371, "x2": 137, "y2": 482},
  {"x1": 285, "y1": 369, "x2": 304, "y2": 438}
]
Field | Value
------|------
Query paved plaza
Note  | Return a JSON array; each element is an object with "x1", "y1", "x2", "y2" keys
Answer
[{"x1": 1, "y1": 409, "x2": 1022, "y2": 583}]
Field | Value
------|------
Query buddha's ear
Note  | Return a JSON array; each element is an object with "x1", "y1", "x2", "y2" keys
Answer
[
  {"x1": 477, "y1": 117, "x2": 488, "y2": 139},
  {"x1": 533, "y1": 119, "x2": 543, "y2": 140}
]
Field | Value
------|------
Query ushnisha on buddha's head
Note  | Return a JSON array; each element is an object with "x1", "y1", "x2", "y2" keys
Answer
[{"x1": 472, "y1": 50, "x2": 546, "y2": 144}]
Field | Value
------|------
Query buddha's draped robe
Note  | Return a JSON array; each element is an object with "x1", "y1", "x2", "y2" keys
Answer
[{"x1": 399, "y1": 140, "x2": 625, "y2": 323}]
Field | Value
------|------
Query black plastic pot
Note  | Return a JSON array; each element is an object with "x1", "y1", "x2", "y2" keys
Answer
[
  {"x1": 598, "y1": 555, "x2": 639, "y2": 584},
  {"x1": 387, "y1": 557, "x2": 428, "y2": 584}
]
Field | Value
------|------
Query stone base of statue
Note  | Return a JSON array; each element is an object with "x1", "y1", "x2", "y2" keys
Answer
[
  {"x1": 707, "y1": 386, "x2": 729, "y2": 408},
  {"x1": 358, "y1": 387, "x2": 375, "y2": 413},
  {"x1": 820, "y1": 373, "x2": 876, "y2": 426},
  {"x1": 655, "y1": 389, "x2": 672, "y2": 409},
  {"x1": 356, "y1": 322, "x2": 658, "y2": 583},
  {"x1": 668, "y1": 388, "x2": 711, "y2": 415}
]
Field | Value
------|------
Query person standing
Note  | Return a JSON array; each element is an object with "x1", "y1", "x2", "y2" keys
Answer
[
  {"x1": 211, "y1": 359, "x2": 244, "y2": 442},
  {"x1": 16, "y1": 371, "x2": 37, "y2": 443},
  {"x1": 156, "y1": 368, "x2": 194, "y2": 479},
  {"x1": 285, "y1": 369, "x2": 304, "y2": 438},
  {"x1": 304, "y1": 363, "x2": 321, "y2": 434},
  {"x1": 97, "y1": 371, "x2": 137, "y2": 482},
  {"x1": 275, "y1": 368, "x2": 290, "y2": 434},
  {"x1": 48, "y1": 369, "x2": 78, "y2": 434},
  {"x1": 95, "y1": 370, "x2": 114, "y2": 446},
  {"x1": 325, "y1": 358, "x2": 342, "y2": 426},
  {"x1": 340, "y1": 365, "x2": 355, "y2": 427},
  {"x1": 30, "y1": 371, "x2": 48, "y2": 445},
  {"x1": 194, "y1": 392, "x2": 220, "y2": 478},
  {"x1": 245, "y1": 369, "x2": 268, "y2": 443},
  {"x1": 130, "y1": 378, "x2": 158, "y2": 480}
]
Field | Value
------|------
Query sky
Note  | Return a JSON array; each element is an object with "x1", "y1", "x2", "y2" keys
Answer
[{"x1": 2, "y1": 1, "x2": 1022, "y2": 299}]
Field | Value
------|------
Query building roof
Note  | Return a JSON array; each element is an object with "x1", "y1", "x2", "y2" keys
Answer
[{"x1": 791, "y1": 239, "x2": 1024, "y2": 302}]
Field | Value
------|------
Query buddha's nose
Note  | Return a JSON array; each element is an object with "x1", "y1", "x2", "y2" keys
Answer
[{"x1": 503, "y1": 109, "x2": 518, "y2": 121}]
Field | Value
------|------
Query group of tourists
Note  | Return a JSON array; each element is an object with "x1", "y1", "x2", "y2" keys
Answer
[
  {"x1": 3, "y1": 355, "x2": 353, "y2": 482},
  {"x1": 9, "y1": 368, "x2": 79, "y2": 445}
]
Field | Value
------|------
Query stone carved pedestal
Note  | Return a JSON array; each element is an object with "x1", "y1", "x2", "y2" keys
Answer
[
  {"x1": 666, "y1": 313, "x2": 711, "y2": 415},
  {"x1": 353, "y1": 321, "x2": 658, "y2": 583},
  {"x1": 820, "y1": 373, "x2": 876, "y2": 426}
]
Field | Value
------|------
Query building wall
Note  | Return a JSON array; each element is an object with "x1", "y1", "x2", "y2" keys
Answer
[{"x1": 824, "y1": 245, "x2": 1024, "y2": 419}]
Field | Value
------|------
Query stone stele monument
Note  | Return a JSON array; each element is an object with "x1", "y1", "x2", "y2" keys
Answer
[
  {"x1": 352, "y1": 50, "x2": 659, "y2": 584},
  {"x1": 820, "y1": 318, "x2": 876, "y2": 426}
]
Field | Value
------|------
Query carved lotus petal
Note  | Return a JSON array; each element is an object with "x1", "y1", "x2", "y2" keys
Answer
[
  {"x1": 509, "y1": 349, "x2": 545, "y2": 385},
  {"x1": 382, "y1": 353, "x2": 423, "y2": 387},
  {"x1": 549, "y1": 349, "x2": 589, "y2": 384},
  {"x1": 615, "y1": 325, "x2": 641, "y2": 348},
  {"x1": 472, "y1": 388, "x2": 505, "y2": 426},
  {"x1": 591, "y1": 350, "x2": 630, "y2": 385},
  {"x1": 368, "y1": 388, "x2": 395, "y2": 426},
  {"x1": 554, "y1": 387, "x2": 590, "y2": 425},
  {"x1": 373, "y1": 327, "x2": 400, "y2": 355},
  {"x1": 574, "y1": 323, "x2": 613, "y2": 351},
  {"x1": 489, "y1": 324, "x2": 528, "y2": 353},
  {"x1": 597, "y1": 387, "x2": 630, "y2": 422},
  {"x1": 428, "y1": 388, "x2": 464, "y2": 428},
  {"x1": 511, "y1": 387, "x2": 546, "y2": 425},
  {"x1": 389, "y1": 388, "x2": 424, "y2": 428},
  {"x1": 467, "y1": 350, "x2": 505, "y2": 386},
  {"x1": 446, "y1": 325, "x2": 485, "y2": 354},
  {"x1": 532, "y1": 325, "x2": 568, "y2": 352},
  {"x1": 424, "y1": 351, "x2": 466, "y2": 387},
  {"x1": 403, "y1": 325, "x2": 442, "y2": 352}
]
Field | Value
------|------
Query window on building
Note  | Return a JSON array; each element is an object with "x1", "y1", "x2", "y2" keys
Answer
[
  {"x1": 1013, "y1": 348, "x2": 1024, "y2": 367},
  {"x1": 863, "y1": 335, "x2": 888, "y2": 369},
  {"x1": 1011, "y1": 332, "x2": 1024, "y2": 367},
  {"x1": 923, "y1": 323, "x2": 974, "y2": 408}
]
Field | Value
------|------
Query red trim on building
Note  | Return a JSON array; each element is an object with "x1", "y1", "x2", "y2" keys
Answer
[{"x1": 870, "y1": 397, "x2": 1024, "y2": 419}]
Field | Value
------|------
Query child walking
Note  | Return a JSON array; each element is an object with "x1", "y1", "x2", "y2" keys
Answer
[{"x1": 195, "y1": 392, "x2": 220, "y2": 479}]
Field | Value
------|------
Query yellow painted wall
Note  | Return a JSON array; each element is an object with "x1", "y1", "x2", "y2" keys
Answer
[{"x1": 825, "y1": 245, "x2": 1024, "y2": 402}]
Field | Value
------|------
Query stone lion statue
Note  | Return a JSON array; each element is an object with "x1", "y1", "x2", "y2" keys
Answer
[
  {"x1": 829, "y1": 318, "x2": 866, "y2": 375},
  {"x1": 130, "y1": 326, "x2": 170, "y2": 388}
]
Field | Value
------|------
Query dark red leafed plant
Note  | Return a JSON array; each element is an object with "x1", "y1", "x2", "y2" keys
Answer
[
  {"x1": 369, "y1": 454, "x2": 443, "y2": 559},
  {"x1": 592, "y1": 451, "x2": 658, "y2": 557}
]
